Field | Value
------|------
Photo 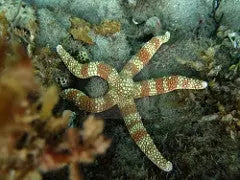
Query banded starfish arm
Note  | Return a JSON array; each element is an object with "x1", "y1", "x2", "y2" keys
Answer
[
  {"x1": 120, "y1": 32, "x2": 170, "y2": 78},
  {"x1": 56, "y1": 45, "x2": 121, "y2": 89},
  {"x1": 134, "y1": 76, "x2": 208, "y2": 99},
  {"x1": 118, "y1": 98, "x2": 173, "y2": 172},
  {"x1": 61, "y1": 88, "x2": 119, "y2": 113}
]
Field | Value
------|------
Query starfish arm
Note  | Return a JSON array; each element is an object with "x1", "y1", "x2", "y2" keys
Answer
[
  {"x1": 118, "y1": 98, "x2": 172, "y2": 172},
  {"x1": 120, "y1": 32, "x2": 170, "y2": 78},
  {"x1": 61, "y1": 88, "x2": 118, "y2": 113},
  {"x1": 134, "y1": 76, "x2": 208, "y2": 99},
  {"x1": 56, "y1": 45, "x2": 121, "y2": 89}
]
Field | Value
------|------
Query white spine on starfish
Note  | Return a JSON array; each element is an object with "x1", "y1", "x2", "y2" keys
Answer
[
  {"x1": 148, "y1": 79, "x2": 158, "y2": 96},
  {"x1": 118, "y1": 98, "x2": 173, "y2": 172},
  {"x1": 57, "y1": 45, "x2": 81, "y2": 77},
  {"x1": 57, "y1": 45, "x2": 121, "y2": 90},
  {"x1": 62, "y1": 88, "x2": 119, "y2": 112},
  {"x1": 176, "y1": 76, "x2": 208, "y2": 89},
  {"x1": 134, "y1": 76, "x2": 208, "y2": 99},
  {"x1": 120, "y1": 32, "x2": 171, "y2": 78},
  {"x1": 88, "y1": 62, "x2": 99, "y2": 76}
]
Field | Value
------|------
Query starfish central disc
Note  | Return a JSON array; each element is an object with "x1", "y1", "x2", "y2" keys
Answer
[{"x1": 118, "y1": 78, "x2": 135, "y2": 98}]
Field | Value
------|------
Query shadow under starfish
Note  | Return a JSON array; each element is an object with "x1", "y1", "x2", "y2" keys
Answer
[{"x1": 56, "y1": 31, "x2": 207, "y2": 172}]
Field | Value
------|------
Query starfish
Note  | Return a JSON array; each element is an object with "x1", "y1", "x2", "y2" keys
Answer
[{"x1": 56, "y1": 31, "x2": 207, "y2": 172}]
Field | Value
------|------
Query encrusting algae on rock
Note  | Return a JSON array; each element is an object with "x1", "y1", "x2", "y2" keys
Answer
[{"x1": 69, "y1": 17, "x2": 121, "y2": 45}]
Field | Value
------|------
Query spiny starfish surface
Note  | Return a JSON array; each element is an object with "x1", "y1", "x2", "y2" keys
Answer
[{"x1": 56, "y1": 31, "x2": 207, "y2": 172}]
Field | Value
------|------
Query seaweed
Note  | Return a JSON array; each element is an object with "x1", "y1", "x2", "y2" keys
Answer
[{"x1": 0, "y1": 17, "x2": 111, "y2": 180}]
